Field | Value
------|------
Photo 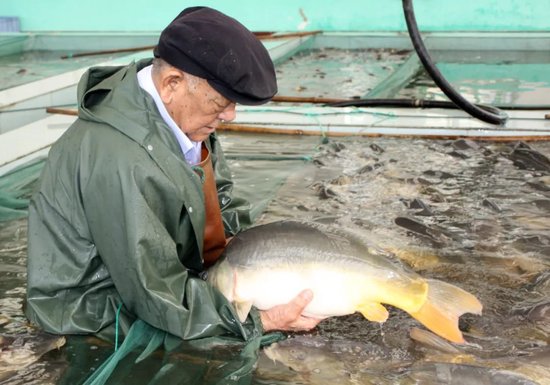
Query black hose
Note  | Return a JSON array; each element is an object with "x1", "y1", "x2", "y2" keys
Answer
[
  {"x1": 327, "y1": 98, "x2": 540, "y2": 112},
  {"x1": 401, "y1": 0, "x2": 508, "y2": 125}
]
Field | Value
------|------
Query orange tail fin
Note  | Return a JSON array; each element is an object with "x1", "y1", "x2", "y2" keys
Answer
[{"x1": 409, "y1": 279, "x2": 482, "y2": 344}]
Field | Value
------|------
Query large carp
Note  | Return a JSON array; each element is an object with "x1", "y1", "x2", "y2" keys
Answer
[{"x1": 207, "y1": 220, "x2": 482, "y2": 343}]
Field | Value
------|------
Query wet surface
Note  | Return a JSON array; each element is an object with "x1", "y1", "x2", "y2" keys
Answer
[
  {"x1": 0, "y1": 134, "x2": 549, "y2": 384},
  {"x1": 274, "y1": 48, "x2": 410, "y2": 99},
  {"x1": 252, "y1": 137, "x2": 550, "y2": 385},
  {"x1": 274, "y1": 48, "x2": 550, "y2": 107},
  {"x1": 0, "y1": 331, "x2": 66, "y2": 384},
  {"x1": 397, "y1": 50, "x2": 550, "y2": 106},
  {"x1": 0, "y1": 50, "x2": 135, "y2": 91}
]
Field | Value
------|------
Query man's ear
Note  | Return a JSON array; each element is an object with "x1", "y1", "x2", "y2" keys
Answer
[{"x1": 157, "y1": 68, "x2": 185, "y2": 104}]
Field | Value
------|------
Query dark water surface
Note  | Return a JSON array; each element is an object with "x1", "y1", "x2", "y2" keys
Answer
[
  {"x1": 275, "y1": 48, "x2": 550, "y2": 106},
  {"x1": 275, "y1": 48, "x2": 410, "y2": 99},
  {"x1": 397, "y1": 50, "x2": 550, "y2": 106},
  {"x1": 0, "y1": 133, "x2": 549, "y2": 384},
  {"x1": 0, "y1": 50, "x2": 136, "y2": 91}
]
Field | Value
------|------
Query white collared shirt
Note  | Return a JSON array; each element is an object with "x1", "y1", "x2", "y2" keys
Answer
[{"x1": 137, "y1": 65, "x2": 202, "y2": 165}]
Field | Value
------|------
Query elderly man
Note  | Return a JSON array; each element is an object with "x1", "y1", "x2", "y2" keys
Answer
[{"x1": 25, "y1": 7, "x2": 319, "y2": 341}]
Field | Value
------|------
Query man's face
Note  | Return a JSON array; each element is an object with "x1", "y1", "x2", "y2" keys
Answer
[{"x1": 164, "y1": 71, "x2": 236, "y2": 142}]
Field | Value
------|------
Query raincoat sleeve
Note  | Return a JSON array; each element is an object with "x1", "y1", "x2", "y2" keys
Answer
[
  {"x1": 81, "y1": 141, "x2": 261, "y2": 341},
  {"x1": 210, "y1": 134, "x2": 253, "y2": 236}
]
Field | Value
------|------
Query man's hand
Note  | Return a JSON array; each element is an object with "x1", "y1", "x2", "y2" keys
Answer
[{"x1": 259, "y1": 289, "x2": 321, "y2": 332}]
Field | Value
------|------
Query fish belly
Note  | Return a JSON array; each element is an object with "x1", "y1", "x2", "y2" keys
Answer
[{"x1": 234, "y1": 264, "x2": 365, "y2": 318}]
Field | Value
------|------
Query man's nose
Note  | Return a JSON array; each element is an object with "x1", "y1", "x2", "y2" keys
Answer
[{"x1": 219, "y1": 103, "x2": 236, "y2": 122}]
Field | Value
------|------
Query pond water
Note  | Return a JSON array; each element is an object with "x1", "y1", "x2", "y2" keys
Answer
[
  {"x1": 274, "y1": 48, "x2": 550, "y2": 107},
  {"x1": 0, "y1": 50, "x2": 140, "y2": 91},
  {"x1": 0, "y1": 133, "x2": 549, "y2": 384},
  {"x1": 397, "y1": 50, "x2": 550, "y2": 107},
  {"x1": 274, "y1": 48, "x2": 410, "y2": 99}
]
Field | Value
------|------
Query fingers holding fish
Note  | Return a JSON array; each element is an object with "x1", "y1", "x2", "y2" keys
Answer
[{"x1": 260, "y1": 289, "x2": 322, "y2": 332}]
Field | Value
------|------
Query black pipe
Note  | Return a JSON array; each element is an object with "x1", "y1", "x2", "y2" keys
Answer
[
  {"x1": 327, "y1": 98, "x2": 548, "y2": 111},
  {"x1": 327, "y1": 98, "x2": 539, "y2": 112},
  {"x1": 401, "y1": 0, "x2": 508, "y2": 125}
]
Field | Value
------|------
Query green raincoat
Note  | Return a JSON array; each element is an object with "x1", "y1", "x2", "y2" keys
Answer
[{"x1": 25, "y1": 59, "x2": 261, "y2": 341}]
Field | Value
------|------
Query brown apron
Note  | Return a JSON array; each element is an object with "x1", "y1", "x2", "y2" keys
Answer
[{"x1": 194, "y1": 145, "x2": 227, "y2": 268}]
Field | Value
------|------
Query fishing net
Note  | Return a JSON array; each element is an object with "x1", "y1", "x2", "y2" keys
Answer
[
  {"x1": 76, "y1": 319, "x2": 285, "y2": 385},
  {"x1": 0, "y1": 156, "x2": 45, "y2": 221}
]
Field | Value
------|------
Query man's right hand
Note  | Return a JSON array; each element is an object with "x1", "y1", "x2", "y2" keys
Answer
[{"x1": 259, "y1": 289, "x2": 322, "y2": 332}]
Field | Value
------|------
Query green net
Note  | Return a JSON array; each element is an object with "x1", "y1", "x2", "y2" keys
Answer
[
  {"x1": 0, "y1": 156, "x2": 45, "y2": 221},
  {"x1": 79, "y1": 319, "x2": 285, "y2": 385}
]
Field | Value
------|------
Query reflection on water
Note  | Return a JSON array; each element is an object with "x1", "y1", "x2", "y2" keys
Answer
[
  {"x1": 275, "y1": 48, "x2": 409, "y2": 99},
  {"x1": 399, "y1": 68, "x2": 550, "y2": 106},
  {"x1": 0, "y1": 50, "x2": 136, "y2": 91},
  {"x1": 274, "y1": 48, "x2": 550, "y2": 106},
  {"x1": 253, "y1": 137, "x2": 550, "y2": 385},
  {"x1": 398, "y1": 50, "x2": 550, "y2": 106},
  {"x1": 0, "y1": 134, "x2": 549, "y2": 384},
  {"x1": 0, "y1": 218, "x2": 28, "y2": 332}
]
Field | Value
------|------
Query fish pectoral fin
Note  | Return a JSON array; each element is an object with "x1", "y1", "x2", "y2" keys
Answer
[
  {"x1": 233, "y1": 300, "x2": 253, "y2": 323},
  {"x1": 357, "y1": 302, "x2": 389, "y2": 322}
]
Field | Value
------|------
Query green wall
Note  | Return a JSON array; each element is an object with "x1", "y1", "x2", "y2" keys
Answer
[{"x1": 0, "y1": 0, "x2": 548, "y2": 32}]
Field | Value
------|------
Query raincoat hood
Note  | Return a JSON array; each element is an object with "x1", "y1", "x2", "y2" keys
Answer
[{"x1": 77, "y1": 60, "x2": 173, "y2": 152}]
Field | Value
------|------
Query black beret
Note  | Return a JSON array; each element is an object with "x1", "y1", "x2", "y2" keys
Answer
[{"x1": 154, "y1": 6, "x2": 277, "y2": 105}]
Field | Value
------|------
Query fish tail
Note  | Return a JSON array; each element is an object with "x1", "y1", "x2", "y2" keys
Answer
[{"x1": 409, "y1": 279, "x2": 482, "y2": 344}]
